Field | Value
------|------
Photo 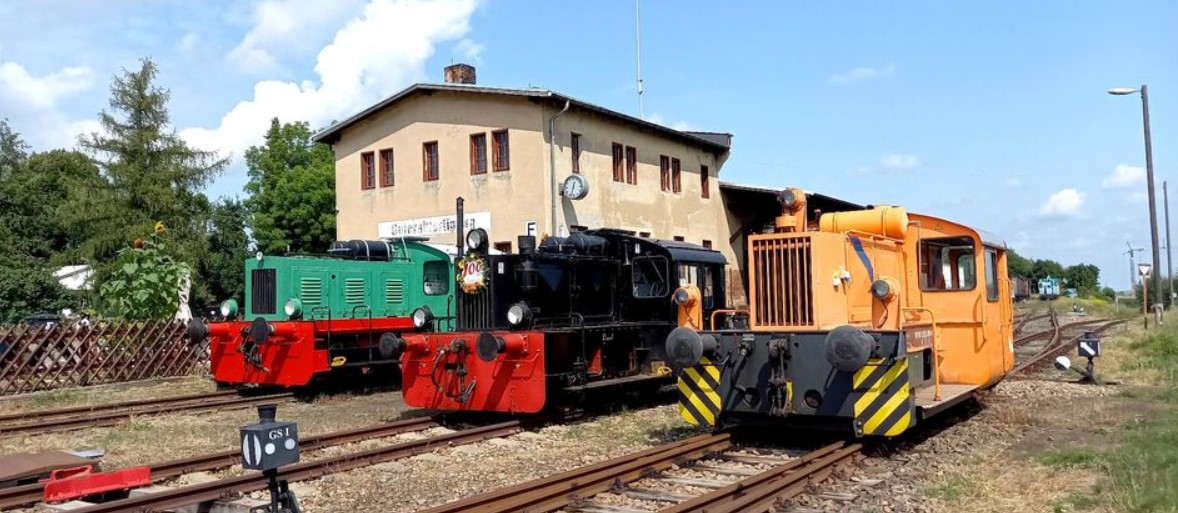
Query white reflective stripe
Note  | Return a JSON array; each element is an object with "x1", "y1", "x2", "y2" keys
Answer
[{"x1": 1080, "y1": 342, "x2": 1094, "y2": 356}]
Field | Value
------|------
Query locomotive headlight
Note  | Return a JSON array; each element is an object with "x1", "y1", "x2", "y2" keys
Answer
[
  {"x1": 466, "y1": 228, "x2": 488, "y2": 253},
  {"x1": 507, "y1": 303, "x2": 532, "y2": 326},
  {"x1": 412, "y1": 306, "x2": 434, "y2": 328},
  {"x1": 673, "y1": 288, "x2": 691, "y2": 305},
  {"x1": 778, "y1": 188, "x2": 798, "y2": 208},
  {"x1": 870, "y1": 278, "x2": 895, "y2": 301},
  {"x1": 220, "y1": 299, "x2": 239, "y2": 319},
  {"x1": 284, "y1": 298, "x2": 303, "y2": 319}
]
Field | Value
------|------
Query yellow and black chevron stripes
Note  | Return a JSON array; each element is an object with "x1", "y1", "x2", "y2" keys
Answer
[
  {"x1": 852, "y1": 358, "x2": 913, "y2": 436},
  {"x1": 677, "y1": 357, "x2": 721, "y2": 426}
]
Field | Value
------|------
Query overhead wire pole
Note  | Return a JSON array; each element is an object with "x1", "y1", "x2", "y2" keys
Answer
[
  {"x1": 1167, "y1": 181, "x2": 1174, "y2": 308},
  {"x1": 635, "y1": 0, "x2": 644, "y2": 119},
  {"x1": 1110, "y1": 84, "x2": 1162, "y2": 310}
]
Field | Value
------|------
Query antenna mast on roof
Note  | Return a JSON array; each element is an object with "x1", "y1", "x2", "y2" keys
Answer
[{"x1": 635, "y1": 0, "x2": 644, "y2": 119}]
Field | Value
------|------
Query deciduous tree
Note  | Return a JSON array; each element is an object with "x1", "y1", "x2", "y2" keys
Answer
[{"x1": 244, "y1": 118, "x2": 335, "y2": 254}]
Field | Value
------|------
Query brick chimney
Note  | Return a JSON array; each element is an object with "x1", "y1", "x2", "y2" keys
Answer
[{"x1": 444, "y1": 63, "x2": 476, "y2": 85}]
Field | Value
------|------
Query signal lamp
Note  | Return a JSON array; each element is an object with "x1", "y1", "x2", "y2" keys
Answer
[
  {"x1": 507, "y1": 302, "x2": 532, "y2": 327},
  {"x1": 411, "y1": 306, "x2": 434, "y2": 329},
  {"x1": 221, "y1": 299, "x2": 239, "y2": 319},
  {"x1": 466, "y1": 228, "x2": 489, "y2": 253},
  {"x1": 283, "y1": 298, "x2": 303, "y2": 319}
]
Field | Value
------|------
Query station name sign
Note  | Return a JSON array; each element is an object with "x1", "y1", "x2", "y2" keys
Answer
[{"x1": 378, "y1": 212, "x2": 492, "y2": 238}]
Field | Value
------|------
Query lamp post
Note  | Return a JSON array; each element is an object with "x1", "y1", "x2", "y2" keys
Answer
[{"x1": 1110, "y1": 85, "x2": 1161, "y2": 309}]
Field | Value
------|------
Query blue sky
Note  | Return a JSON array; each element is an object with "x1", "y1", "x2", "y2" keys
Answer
[{"x1": 0, "y1": 1, "x2": 1174, "y2": 290}]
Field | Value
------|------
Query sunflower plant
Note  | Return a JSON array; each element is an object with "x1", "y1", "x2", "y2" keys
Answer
[{"x1": 95, "y1": 222, "x2": 190, "y2": 320}]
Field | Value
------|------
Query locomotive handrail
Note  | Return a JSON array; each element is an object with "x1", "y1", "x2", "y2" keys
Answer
[
  {"x1": 710, "y1": 309, "x2": 749, "y2": 330},
  {"x1": 901, "y1": 306, "x2": 941, "y2": 401}
]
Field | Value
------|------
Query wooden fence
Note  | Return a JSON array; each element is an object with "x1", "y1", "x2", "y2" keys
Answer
[{"x1": 0, "y1": 319, "x2": 208, "y2": 396}]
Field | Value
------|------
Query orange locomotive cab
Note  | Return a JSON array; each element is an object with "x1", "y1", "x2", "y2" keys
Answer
[{"x1": 668, "y1": 187, "x2": 1013, "y2": 436}]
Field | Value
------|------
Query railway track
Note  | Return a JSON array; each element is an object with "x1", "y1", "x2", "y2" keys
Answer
[
  {"x1": 1013, "y1": 312, "x2": 1050, "y2": 335},
  {"x1": 0, "y1": 389, "x2": 295, "y2": 436},
  {"x1": 0, "y1": 415, "x2": 439, "y2": 510},
  {"x1": 1012, "y1": 317, "x2": 1127, "y2": 375},
  {"x1": 35, "y1": 419, "x2": 532, "y2": 513},
  {"x1": 415, "y1": 433, "x2": 860, "y2": 513}
]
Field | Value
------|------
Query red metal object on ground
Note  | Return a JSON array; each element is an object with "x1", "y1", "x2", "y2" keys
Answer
[
  {"x1": 42, "y1": 466, "x2": 151, "y2": 503},
  {"x1": 401, "y1": 331, "x2": 546, "y2": 413},
  {"x1": 208, "y1": 318, "x2": 413, "y2": 386}
]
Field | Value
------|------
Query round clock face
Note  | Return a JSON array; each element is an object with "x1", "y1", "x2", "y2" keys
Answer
[{"x1": 562, "y1": 174, "x2": 589, "y2": 200}]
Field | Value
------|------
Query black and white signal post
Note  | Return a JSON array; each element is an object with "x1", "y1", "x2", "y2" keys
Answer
[{"x1": 240, "y1": 404, "x2": 301, "y2": 513}]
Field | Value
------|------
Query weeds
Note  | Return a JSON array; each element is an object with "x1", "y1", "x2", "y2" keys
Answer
[{"x1": 1040, "y1": 448, "x2": 1102, "y2": 469}]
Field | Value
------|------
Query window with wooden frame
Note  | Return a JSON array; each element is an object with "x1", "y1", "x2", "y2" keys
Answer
[
  {"x1": 360, "y1": 151, "x2": 375, "y2": 190},
  {"x1": 379, "y1": 148, "x2": 394, "y2": 187},
  {"x1": 673, "y1": 235, "x2": 685, "y2": 242},
  {"x1": 639, "y1": 231, "x2": 651, "y2": 238},
  {"x1": 492, "y1": 129, "x2": 510, "y2": 171},
  {"x1": 469, "y1": 133, "x2": 487, "y2": 175},
  {"x1": 700, "y1": 165, "x2": 710, "y2": 198},
  {"x1": 702, "y1": 240, "x2": 712, "y2": 249},
  {"x1": 422, "y1": 141, "x2": 439, "y2": 182},
  {"x1": 493, "y1": 241, "x2": 512, "y2": 253},
  {"x1": 671, "y1": 157, "x2": 682, "y2": 193},
  {"x1": 571, "y1": 132, "x2": 582, "y2": 174},
  {"x1": 625, "y1": 146, "x2": 637, "y2": 184},
  {"x1": 659, "y1": 155, "x2": 670, "y2": 191},
  {"x1": 612, "y1": 143, "x2": 624, "y2": 182}
]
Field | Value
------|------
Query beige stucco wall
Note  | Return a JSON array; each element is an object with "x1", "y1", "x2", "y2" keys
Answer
[{"x1": 331, "y1": 90, "x2": 745, "y2": 306}]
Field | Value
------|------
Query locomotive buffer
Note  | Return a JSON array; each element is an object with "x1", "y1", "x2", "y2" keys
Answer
[{"x1": 240, "y1": 405, "x2": 301, "y2": 513}]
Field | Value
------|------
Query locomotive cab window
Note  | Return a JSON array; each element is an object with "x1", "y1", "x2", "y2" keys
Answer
[
  {"x1": 677, "y1": 263, "x2": 717, "y2": 309},
  {"x1": 919, "y1": 236, "x2": 977, "y2": 291},
  {"x1": 423, "y1": 261, "x2": 450, "y2": 296},
  {"x1": 632, "y1": 256, "x2": 669, "y2": 298},
  {"x1": 984, "y1": 248, "x2": 1000, "y2": 302}
]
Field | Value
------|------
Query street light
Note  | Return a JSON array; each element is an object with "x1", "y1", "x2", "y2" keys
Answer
[{"x1": 1109, "y1": 84, "x2": 1161, "y2": 310}]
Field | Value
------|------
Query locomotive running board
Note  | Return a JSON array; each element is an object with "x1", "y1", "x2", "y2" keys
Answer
[
  {"x1": 914, "y1": 384, "x2": 978, "y2": 420},
  {"x1": 561, "y1": 374, "x2": 671, "y2": 392}
]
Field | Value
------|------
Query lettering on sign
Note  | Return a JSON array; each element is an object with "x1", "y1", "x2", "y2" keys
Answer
[
  {"x1": 378, "y1": 212, "x2": 492, "y2": 238},
  {"x1": 904, "y1": 324, "x2": 935, "y2": 352}
]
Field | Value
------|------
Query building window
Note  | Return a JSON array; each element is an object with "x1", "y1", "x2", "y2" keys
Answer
[
  {"x1": 702, "y1": 239, "x2": 712, "y2": 249},
  {"x1": 612, "y1": 143, "x2": 624, "y2": 182},
  {"x1": 701, "y1": 165, "x2": 710, "y2": 199},
  {"x1": 671, "y1": 157, "x2": 682, "y2": 193},
  {"x1": 422, "y1": 141, "x2": 439, "y2": 182},
  {"x1": 639, "y1": 231, "x2": 651, "y2": 238},
  {"x1": 492, "y1": 129, "x2": 510, "y2": 171},
  {"x1": 673, "y1": 235, "x2": 685, "y2": 242},
  {"x1": 360, "y1": 151, "x2": 375, "y2": 190},
  {"x1": 659, "y1": 155, "x2": 670, "y2": 192},
  {"x1": 379, "y1": 148, "x2": 394, "y2": 187},
  {"x1": 470, "y1": 133, "x2": 487, "y2": 175},
  {"x1": 571, "y1": 132, "x2": 582, "y2": 174},
  {"x1": 625, "y1": 146, "x2": 637, "y2": 184},
  {"x1": 493, "y1": 241, "x2": 512, "y2": 253}
]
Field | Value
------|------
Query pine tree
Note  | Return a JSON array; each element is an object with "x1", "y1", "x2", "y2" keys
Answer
[{"x1": 63, "y1": 58, "x2": 228, "y2": 263}]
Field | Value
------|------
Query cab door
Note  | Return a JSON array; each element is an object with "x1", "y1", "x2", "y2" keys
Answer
[{"x1": 982, "y1": 247, "x2": 1011, "y2": 375}]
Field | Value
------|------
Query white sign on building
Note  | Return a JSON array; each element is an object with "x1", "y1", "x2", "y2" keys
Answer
[{"x1": 378, "y1": 212, "x2": 492, "y2": 238}]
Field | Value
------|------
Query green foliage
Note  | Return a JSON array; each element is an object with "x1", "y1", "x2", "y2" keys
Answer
[
  {"x1": 0, "y1": 119, "x2": 28, "y2": 181},
  {"x1": 1007, "y1": 249, "x2": 1034, "y2": 278},
  {"x1": 62, "y1": 58, "x2": 226, "y2": 264},
  {"x1": 1040, "y1": 448, "x2": 1102, "y2": 469},
  {"x1": 0, "y1": 253, "x2": 73, "y2": 323},
  {"x1": 197, "y1": 198, "x2": 250, "y2": 303},
  {"x1": 1031, "y1": 258, "x2": 1065, "y2": 282},
  {"x1": 244, "y1": 118, "x2": 336, "y2": 255},
  {"x1": 1, "y1": 149, "x2": 100, "y2": 261},
  {"x1": 95, "y1": 227, "x2": 189, "y2": 320}
]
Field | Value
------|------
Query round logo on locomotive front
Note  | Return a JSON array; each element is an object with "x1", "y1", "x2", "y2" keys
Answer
[{"x1": 457, "y1": 255, "x2": 488, "y2": 294}]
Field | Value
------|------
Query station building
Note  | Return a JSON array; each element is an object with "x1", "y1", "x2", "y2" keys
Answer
[{"x1": 314, "y1": 64, "x2": 857, "y2": 307}]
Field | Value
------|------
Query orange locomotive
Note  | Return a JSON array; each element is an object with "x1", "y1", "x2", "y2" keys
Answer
[{"x1": 667, "y1": 187, "x2": 1013, "y2": 436}]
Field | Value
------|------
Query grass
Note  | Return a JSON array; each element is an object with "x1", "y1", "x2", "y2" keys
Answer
[
  {"x1": 1019, "y1": 297, "x2": 1138, "y2": 320},
  {"x1": 1052, "y1": 320, "x2": 1178, "y2": 512},
  {"x1": 925, "y1": 476, "x2": 973, "y2": 501},
  {"x1": 30, "y1": 389, "x2": 80, "y2": 406}
]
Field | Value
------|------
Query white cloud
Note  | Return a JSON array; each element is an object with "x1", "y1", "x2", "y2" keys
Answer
[
  {"x1": 227, "y1": 0, "x2": 369, "y2": 72},
  {"x1": 1101, "y1": 164, "x2": 1145, "y2": 189},
  {"x1": 454, "y1": 38, "x2": 483, "y2": 64},
  {"x1": 880, "y1": 153, "x2": 919, "y2": 170},
  {"x1": 1039, "y1": 188, "x2": 1085, "y2": 218},
  {"x1": 177, "y1": 32, "x2": 201, "y2": 59},
  {"x1": 185, "y1": 0, "x2": 480, "y2": 160},
  {"x1": 1004, "y1": 178, "x2": 1023, "y2": 190},
  {"x1": 0, "y1": 58, "x2": 93, "y2": 111},
  {"x1": 829, "y1": 63, "x2": 896, "y2": 84},
  {"x1": 0, "y1": 49, "x2": 96, "y2": 148}
]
